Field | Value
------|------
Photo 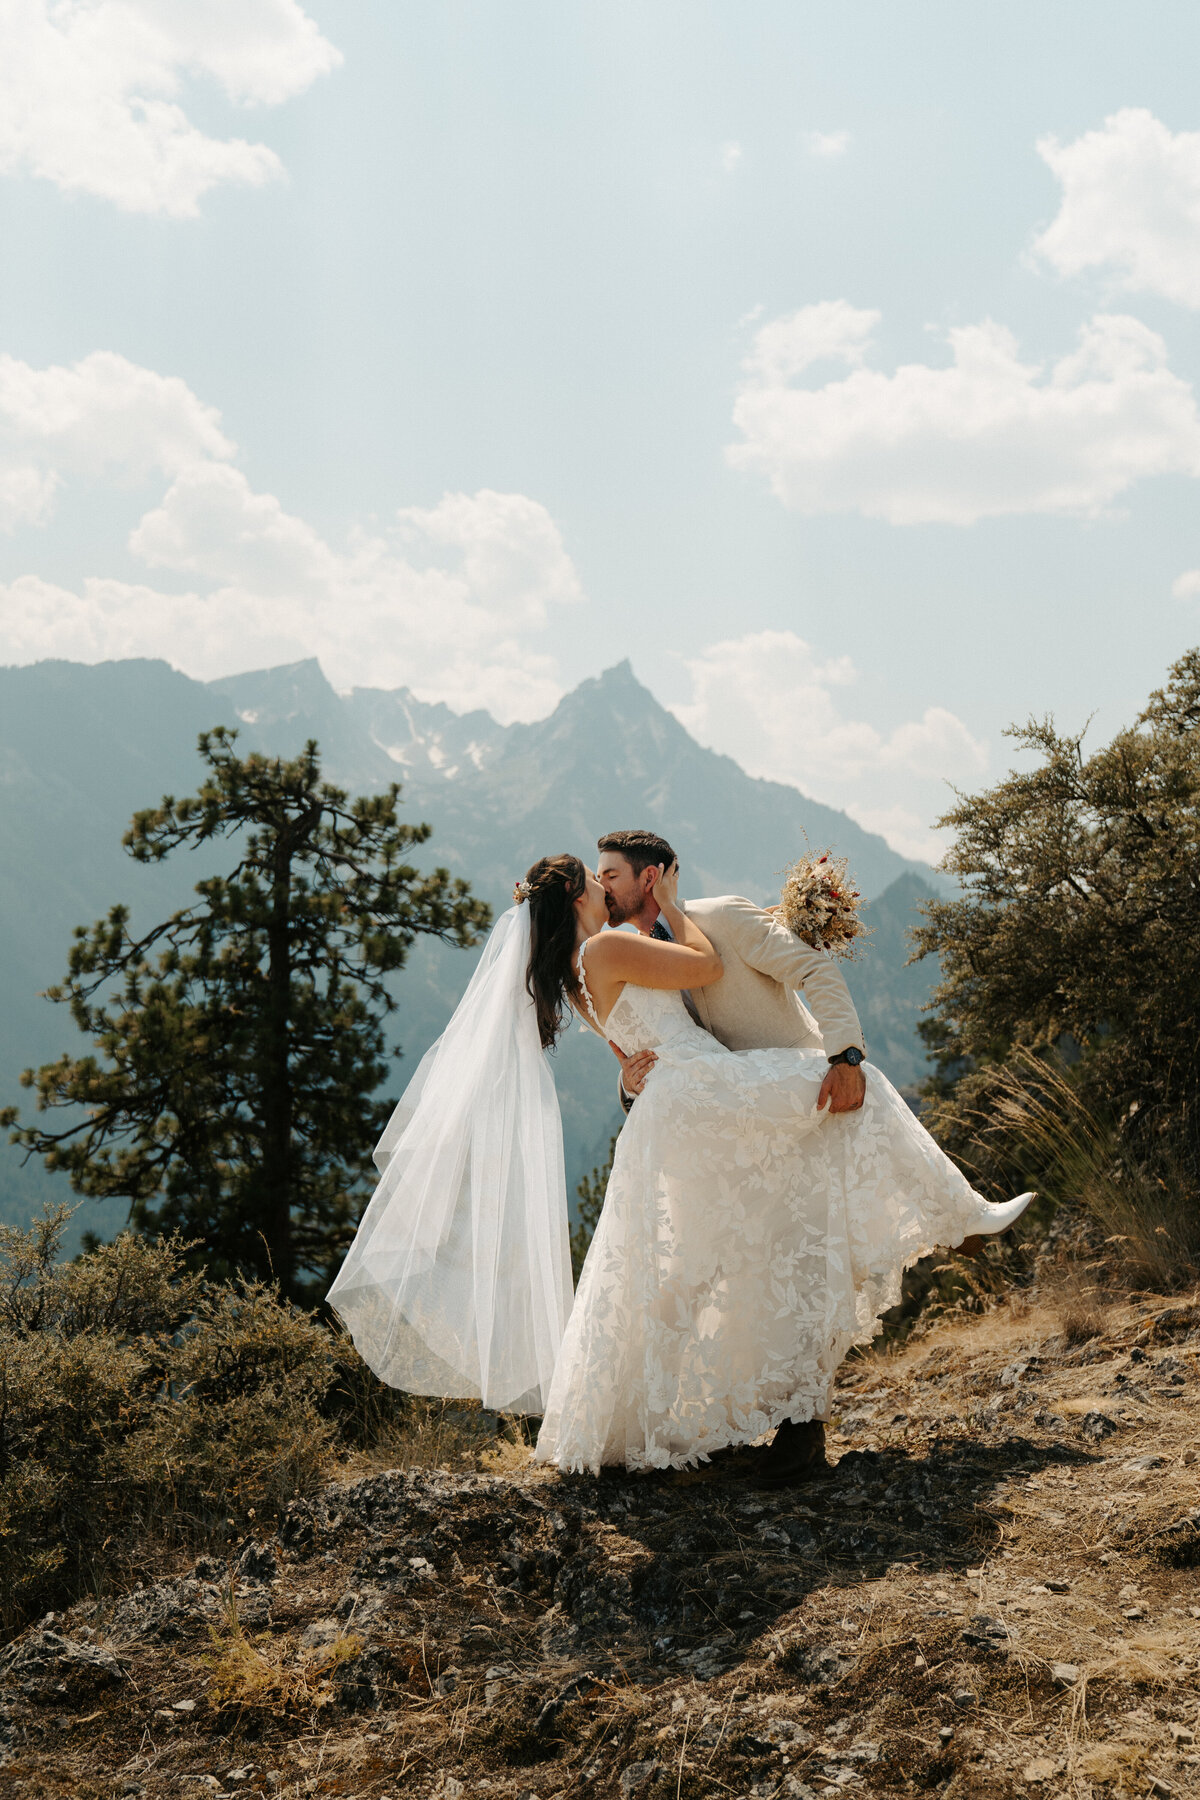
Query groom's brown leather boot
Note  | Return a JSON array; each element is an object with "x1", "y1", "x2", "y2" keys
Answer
[{"x1": 754, "y1": 1418, "x2": 833, "y2": 1487}]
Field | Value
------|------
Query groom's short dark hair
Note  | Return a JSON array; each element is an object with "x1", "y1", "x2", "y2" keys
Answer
[{"x1": 597, "y1": 829, "x2": 677, "y2": 877}]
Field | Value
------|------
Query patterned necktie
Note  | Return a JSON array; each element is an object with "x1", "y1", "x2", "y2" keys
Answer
[{"x1": 650, "y1": 919, "x2": 671, "y2": 941}]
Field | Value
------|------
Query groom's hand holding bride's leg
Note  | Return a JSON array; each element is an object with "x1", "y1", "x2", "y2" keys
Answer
[
  {"x1": 612, "y1": 1043, "x2": 657, "y2": 1099},
  {"x1": 818, "y1": 1061, "x2": 866, "y2": 1113}
]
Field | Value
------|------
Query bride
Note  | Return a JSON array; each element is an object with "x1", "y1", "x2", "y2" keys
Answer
[{"x1": 328, "y1": 852, "x2": 1029, "y2": 1476}]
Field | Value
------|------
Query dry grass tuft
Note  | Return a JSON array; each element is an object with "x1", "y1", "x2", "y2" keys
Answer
[
  {"x1": 341, "y1": 1395, "x2": 531, "y2": 1480},
  {"x1": 968, "y1": 1051, "x2": 1200, "y2": 1287},
  {"x1": 1077, "y1": 1740, "x2": 1150, "y2": 1783},
  {"x1": 1088, "y1": 1629, "x2": 1190, "y2": 1687},
  {"x1": 207, "y1": 1584, "x2": 361, "y2": 1720},
  {"x1": 1058, "y1": 1287, "x2": 1107, "y2": 1344}
]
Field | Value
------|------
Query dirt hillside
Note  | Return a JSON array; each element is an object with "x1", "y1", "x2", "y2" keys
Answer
[{"x1": 4, "y1": 1285, "x2": 1199, "y2": 1800}]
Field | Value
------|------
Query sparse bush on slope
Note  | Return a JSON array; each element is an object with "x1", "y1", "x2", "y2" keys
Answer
[
  {"x1": 0, "y1": 1206, "x2": 522, "y2": 1637},
  {"x1": 0, "y1": 1207, "x2": 338, "y2": 1632}
]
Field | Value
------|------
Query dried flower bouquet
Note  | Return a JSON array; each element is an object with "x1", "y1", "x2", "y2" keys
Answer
[{"x1": 777, "y1": 850, "x2": 869, "y2": 960}]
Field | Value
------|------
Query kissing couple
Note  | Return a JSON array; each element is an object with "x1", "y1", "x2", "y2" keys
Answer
[{"x1": 329, "y1": 829, "x2": 1031, "y2": 1481}]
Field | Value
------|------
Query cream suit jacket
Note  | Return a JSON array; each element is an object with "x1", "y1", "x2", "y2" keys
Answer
[
  {"x1": 679, "y1": 895, "x2": 865, "y2": 1056},
  {"x1": 616, "y1": 894, "x2": 866, "y2": 1108}
]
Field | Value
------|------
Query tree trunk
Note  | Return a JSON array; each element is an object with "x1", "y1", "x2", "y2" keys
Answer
[{"x1": 260, "y1": 827, "x2": 296, "y2": 1292}]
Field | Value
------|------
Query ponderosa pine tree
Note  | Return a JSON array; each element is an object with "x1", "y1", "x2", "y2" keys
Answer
[{"x1": 1, "y1": 729, "x2": 490, "y2": 1301}]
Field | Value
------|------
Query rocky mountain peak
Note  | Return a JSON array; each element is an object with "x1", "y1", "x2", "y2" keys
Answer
[{"x1": 206, "y1": 657, "x2": 339, "y2": 728}]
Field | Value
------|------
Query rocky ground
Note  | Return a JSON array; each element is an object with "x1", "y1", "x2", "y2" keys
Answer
[{"x1": 4, "y1": 1286, "x2": 1200, "y2": 1800}]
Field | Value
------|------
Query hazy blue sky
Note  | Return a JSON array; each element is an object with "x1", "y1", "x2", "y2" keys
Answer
[{"x1": 3, "y1": 2, "x2": 1200, "y2": 858}]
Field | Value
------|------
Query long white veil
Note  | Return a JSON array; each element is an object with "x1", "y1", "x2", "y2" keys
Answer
[{"x1": 327, "y1": 904, "x2": 573, "y2": 1414}]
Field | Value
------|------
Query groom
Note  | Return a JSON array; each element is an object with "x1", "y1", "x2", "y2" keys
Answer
[{"x1": 596, "y1": 827, "x2": 868, "y2": 1485}]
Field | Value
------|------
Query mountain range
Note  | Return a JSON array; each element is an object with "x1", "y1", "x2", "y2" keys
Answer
[{"x1": 0, "y1": 655, "x2": 948, "y2": 1250}]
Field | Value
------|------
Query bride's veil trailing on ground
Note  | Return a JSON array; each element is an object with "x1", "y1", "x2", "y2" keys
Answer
[{"x1": 327, "y1": 904, "x2": 573, "y2": 1414}]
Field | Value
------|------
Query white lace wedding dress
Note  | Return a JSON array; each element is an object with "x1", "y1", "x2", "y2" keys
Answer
[{"x1": 533, "y1": 952, "x2": 987, "y2": 1475}]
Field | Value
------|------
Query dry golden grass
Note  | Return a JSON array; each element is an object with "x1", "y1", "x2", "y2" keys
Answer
[
  {"x1": 338, "y1": 1395, "x2": 532, "y2": 1482},
  {"x1": 206, "y1": 1581, "x2": 363, "y2": 1720},
  {"x1": 966, "y1": 1051, "x2": 1200, "y2": 1288}
]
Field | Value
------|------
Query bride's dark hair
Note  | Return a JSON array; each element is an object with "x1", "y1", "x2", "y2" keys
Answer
[{"x1": 522, "y1": 854, "x2": 587, "y2": 1049}]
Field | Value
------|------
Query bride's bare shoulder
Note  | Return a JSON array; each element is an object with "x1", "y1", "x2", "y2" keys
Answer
[{"x1": 581, "y1": 930, "x2": 621, "y2": 965}]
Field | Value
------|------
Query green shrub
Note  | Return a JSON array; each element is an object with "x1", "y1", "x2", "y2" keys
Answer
[{"x1": 0, "y1": 1207, "x2": 339, "y2": 1633}]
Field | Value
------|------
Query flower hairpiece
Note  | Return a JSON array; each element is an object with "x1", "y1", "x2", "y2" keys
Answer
[{"x1": 513, "y1": 879, "x2": 533, "y2": 905}]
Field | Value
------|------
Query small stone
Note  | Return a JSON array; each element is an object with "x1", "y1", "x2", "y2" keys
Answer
[
  {"x1": 1023, "y1": 1757, "x2": 1061, "y2": 1782},
  {"x1": 1044, "y1": 1579, "x2": 1070, "y2": 1593},
  {"x1": 236, "y1": 1540, "x2": 279, "y2": 1584},
  {"x1": 1171, "y1": 1725, "x2": 1195, "y2": 1745},
  {"x1": 1125, "y1": 1453, "x2": 1167, "y2": 1471},
  {"x1": 952, "y1": 1688, "x2": 977, "y2": 1709},
  {"x1": 913, "y1": 1654, "x2": 928, "y2": 1671},
  {"x1": 484, "y1": 1662, "x2": 514, "y2": 1707},
  {"x1": 1123, "y1": 1605, "x2": 1148, "y2": 1620},
  {"x1": 1147, "y1": 1780, "x2": 1171, "y2": 1798},
  {"x1": 172, "y1": 1698, "x2": 197, "y2": 1712},
  {"x1": 1049, "y1": 1662, "x2": 1079, "y2": 1686},
  {"x1": 226, "y1": 1771, "x2": 254, "y2": 1785},
  {"x1": 619, "y1": 1763, "x2": 661, "y2": 1798},
  {"x1": 938, "y1": 1726, "x2": 954, "y2": 1742},
  {"x1": 0, "y1": 1628, "x2": 126, "y2": 1696},
  {"x1": 300, "y1": 1617, "x2": 341, "y2": 1650},
  {"x1": 1081, "y1": 1410, "x2": 1119, "y2": 1439}
]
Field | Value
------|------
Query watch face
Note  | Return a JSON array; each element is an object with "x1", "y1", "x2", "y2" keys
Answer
[{"x1": 846, "y1": 1047, "x2": 863, "y2": 1066}]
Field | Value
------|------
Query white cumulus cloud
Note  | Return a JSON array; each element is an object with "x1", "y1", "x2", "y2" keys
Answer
[
  {"x1": 728, "y1": 302, "x2": 1200, "y2": 525},
  {"x1": 1034, "y1": 108, "x2": 1200, "y2": 308},
  {"x1": 0, "y1": 349, "x2": 234, "y2": 530},
  {"x1": 0, "y1": 351, "x2": 585, "y2": 722},
  {"x1": 671, "y1": 629, "x2": 986, "y2": 862},
  {"x1": 0, "y1": 0, "x2": 341, "y2": 215},
  {"x1": 1172, "y1": 569, "x2": 1200, "y2": 601},
  {"x1": 805, "y1": 129, "x2": 851, "y2": 159}
]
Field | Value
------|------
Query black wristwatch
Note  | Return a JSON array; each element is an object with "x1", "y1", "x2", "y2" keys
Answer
[{"x1": 827, "y1": 1046, "x2": 864, "y2": 1068}]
